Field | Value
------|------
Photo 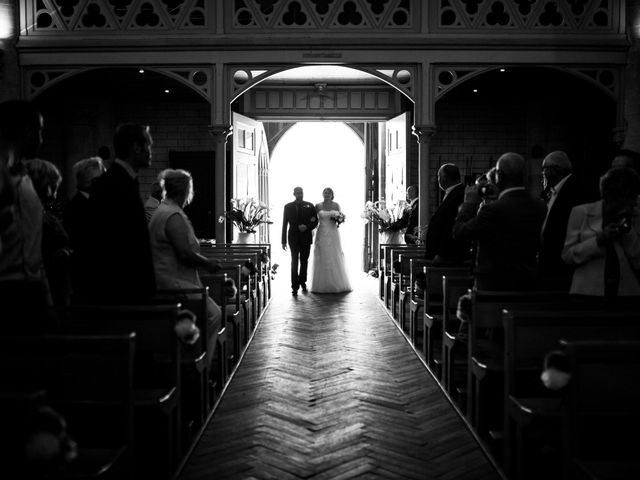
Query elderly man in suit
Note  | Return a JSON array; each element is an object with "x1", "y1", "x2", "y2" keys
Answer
[
  {"x1": 538, "y1": 150, "x2": 589, "y2": 291},
  {"x1": 86, "y1": 124, "x2": 156, "y2": 303},
  {"x1": 453, "y1": 152, "x2": 547, "y2": 291},
  {"x1": 424, "y1": 164, "x2": 470, "y2": 265},
  {"x1": 282, "y1": 186, "x2": 318, "y2": 295}
]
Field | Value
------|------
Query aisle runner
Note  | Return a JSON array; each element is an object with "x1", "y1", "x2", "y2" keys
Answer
[{"x1": 178, "y1": 276, "x2": 500, "y2": 480}]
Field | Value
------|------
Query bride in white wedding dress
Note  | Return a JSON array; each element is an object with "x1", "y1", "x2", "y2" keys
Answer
[{"x1": 310, "y1": 188, "x2": 352, "y2": 293}]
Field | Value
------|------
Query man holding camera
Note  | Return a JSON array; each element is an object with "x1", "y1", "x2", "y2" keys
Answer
[{"x1": 453, "y1": 152, "x2": 547, "y2": 290}]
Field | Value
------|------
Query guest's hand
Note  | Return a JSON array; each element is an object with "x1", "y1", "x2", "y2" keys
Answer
[
  {"x1": 205, "y1": 258, "x2": 222, "y2": 273},
  {"x1": 597, "y1": 223, "x2": 623, "y2": 246},
  {"x1": 463, "y1": 185, "x2": 481, "y2": 204},
  {"x1": 282, "y1": 243, "x2": 287, "y2": 251},
  {"x1": 298, "y1": 224, "x2": 308, "y2": 232}
]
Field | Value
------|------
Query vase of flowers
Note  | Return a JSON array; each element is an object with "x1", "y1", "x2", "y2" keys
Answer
[
  {"x1": 219, "y1": 197, "x2": 272, "y2": 243},
  {"x1": 361, "y1": 200, "x2": 408, "y2": 244},
  {"x1": 234, "y1": 231, "x2": 256, "y2": 244}
]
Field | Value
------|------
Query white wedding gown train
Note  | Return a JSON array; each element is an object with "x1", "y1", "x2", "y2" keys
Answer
[{"x1": 310, "y1": 210, "x2": 352, "y2": 293}]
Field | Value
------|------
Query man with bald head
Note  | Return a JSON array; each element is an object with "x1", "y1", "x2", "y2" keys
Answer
[
  {"x1": 453, "y1": 152, "x2": 547, "y2": 290},
  {"x1": 539, "y1": 150, "x2": 588, "y2": 290}
]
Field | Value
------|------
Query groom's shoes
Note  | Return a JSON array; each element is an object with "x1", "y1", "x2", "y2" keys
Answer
[
  {"x1": 301, "y1": 283, "x2": 308, "y2": 293},
  {"x1": 292, "y1": 288, "x2": 298, "y2": 296}
]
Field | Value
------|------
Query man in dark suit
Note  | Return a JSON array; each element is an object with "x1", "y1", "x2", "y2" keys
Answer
[
  {"x1": 453, "y1": 152, "x2": 547, "y2": 291},
  {"x1": 538, "y1": 150, "x2": 588, "y2": 291},
  {"x1": 424, "y1": 164, "x2": 470, "y2": 265},
  {"x1": 64, "y1": 156, "x2": 105, "y2": 291},
  {"x1": 85, "y1": 124, "x2": 156, "y2": 303},
  {"x1": 282, "y1": 186, "x2": 318, "y2": 295}
]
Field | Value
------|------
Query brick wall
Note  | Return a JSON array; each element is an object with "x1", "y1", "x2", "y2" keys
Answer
[{"x1": 40, "y1": 100, "x2": 213, "y2": 201}]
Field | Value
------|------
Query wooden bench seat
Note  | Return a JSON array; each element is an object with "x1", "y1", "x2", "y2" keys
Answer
[
  {"x1": 501, "y1": 309, "x2": 640, "y2": 480},
  {"x1": 0, "y1": 333, "x2": 135, "y2": 479}
]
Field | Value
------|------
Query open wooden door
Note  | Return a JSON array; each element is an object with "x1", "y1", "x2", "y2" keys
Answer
[
  {"x1": 383, "y1": 112, "x2": 408, "y2": 209},
  {"x1": 232, "y1": 113, "x2": 270, "y2": 243}
]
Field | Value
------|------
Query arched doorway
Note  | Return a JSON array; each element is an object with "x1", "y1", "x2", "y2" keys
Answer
[{"x1": 269, "y1": 121, "x2": 365, "y2": 278}]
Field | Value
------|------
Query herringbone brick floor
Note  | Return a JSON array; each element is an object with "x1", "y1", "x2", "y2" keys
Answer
[{"x1": 176, "y1": 273, "x2": 501, "y2": 480}]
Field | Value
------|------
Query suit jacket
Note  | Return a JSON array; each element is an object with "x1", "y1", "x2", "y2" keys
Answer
[
  {"x1": 281, "y1": 201, "x2": 318, "y2": 248},
  {"x1": 561, "y1": 200, "x2": 640, "y2": 296},
  {"x1": 453, "y1": 189, "x2": 547, "y2": 291},
  {"x1": 424, "y1": 184, "x2": 470, "y2": 263},
  {"x1": 404, "y1": 199, "x2": 419, "y2": 243},
  {"x1": 87, "y1": 161, "x2": 156, "y2": 302},
  {"x1": 538, "y1": 175, "x2": 588, "y2": 290}
]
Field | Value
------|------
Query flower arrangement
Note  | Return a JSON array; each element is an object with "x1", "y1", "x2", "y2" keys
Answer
[
  {"x1": 331, "y1": 211, "x2": 346, "y2": 227},
  {"x1": 218, "y1": 197, "x2": 272, "y2": 233},
  {"x1": 361, "y1": 200, "x2": 407, "y2": 231}
]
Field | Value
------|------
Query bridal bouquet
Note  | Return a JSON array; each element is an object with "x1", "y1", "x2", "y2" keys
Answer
[
  {"x1": 361, "y1": 200, "x2": 407, "y2": 231},
  {"x1": 331, "y1": 211, "x2": 346, "y2": 227},
  {"x1": 219, "y1": 197, "x2": 272, "y2": 233}
]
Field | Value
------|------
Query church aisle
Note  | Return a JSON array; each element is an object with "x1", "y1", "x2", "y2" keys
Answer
[{"x1": 176, "y1": 274, "x2": 501, "y2": 480}]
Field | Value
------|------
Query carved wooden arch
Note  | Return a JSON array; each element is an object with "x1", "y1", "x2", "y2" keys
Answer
[
  {"x1": 434, "y1": 64, "x2": 620, "y2": 102},
  {"x1": 25, "y1": 65, "x2": 213, "y2": 102},
  {"x1": 230, "y1": 64, "x2": 416, "y2": 104}
]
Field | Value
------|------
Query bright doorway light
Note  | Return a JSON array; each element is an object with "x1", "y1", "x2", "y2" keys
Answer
[{"x1": 269, "y1": 122, "x2": 365, "y2": 279}]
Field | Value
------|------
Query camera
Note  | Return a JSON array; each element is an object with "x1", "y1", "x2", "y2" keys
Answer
[
  {"x1": 478, "y1": 184, "x2": 498, "y2": 198},
  {"x1": 617, "y1": 218, "x2": 631, "y2": 234}
]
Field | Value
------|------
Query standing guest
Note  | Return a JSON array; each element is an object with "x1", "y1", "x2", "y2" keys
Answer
[
  {"x1": 538, "y1": 151, "x2": 588, "y2": 291},
  {"x1": 24, "y1": 159, "x2": 72, "y2": 308},
  {"x1": 0, "y1": 100, "x2": 51, "y2": 327},
  {"x1": 386, "y1": 185, "x2": 419, "y2": 244},
  {"x1": 282, "y1": 186, "x2": 318, "y2": 295},
  {"x1": 453, "y1": 152, "x2": 547, "y2": 291},
  {"x1": 611, "y1": 148, "x2": 640, "y2": 172},
  {"x1": 144, "y1": 176, "x2": 163, "y2": 222},
  {"x1": 562, "y1": 167, "x2": 640, "y2": 298},
  {"x1": 149, "y1": 169, "x2": 222, "y2": 360},
  {"x1": 0, "y1": 101, "x2": 47, "y2": 285},
  {"x1": 63, "y1": 157, "x2": 105, "y2": 293},
  {"x1": 424, "y1": 164, "x2": 470, "y2": 265},
  {"x1": 86, "y1": 124, "x2": 156, "y2": 303}
]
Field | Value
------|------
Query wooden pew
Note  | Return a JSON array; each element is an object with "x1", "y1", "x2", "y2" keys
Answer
[
  {"x1": 62, "y1": 304, "x2": 182, "y2": 471},
  {"x1": 386, "y1": 245, "x2": 423, "y2": 315},
  {"x1": 408, "y1": 258, "x2": 432, "y2": 348},
  {"x1": 200, "y1": 245, "x2": 267, "y2": 314},
  {"x1": 199, "y1": 273, "x2": 231, "y2": 395},
  {"x1": 561, "y1": 340, "x2": 640, "y2": 480},
  {"x1": 421, "y1": 266, "x2": 471, "y2": 376},
  {"x1": 467, "y1": 289, "x2": 570, "y2": 440},
  {"x1": 0, "y1": 333, "x2": 135, "y2": 479},
  {"x1": 395, "y1": 251, "x2": 426, "y2": 329},
  {"x1": 155, "y1": 287, "x2": 214, "y2": 432},
  {"x1": 380, "y1": 244, "x2": 421, "y2": 308},
  {"x1": 441, "y1": 274, "x2": 474, "y2": 403},
  {"x1": 501, "y1": 310, "x2": 640, "y2": 480},
  {"x1": 215, "y1": 243, "x2": 272, "y2": 302}
]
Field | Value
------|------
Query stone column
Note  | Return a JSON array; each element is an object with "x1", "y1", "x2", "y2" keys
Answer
[
  {"x1": 623, "y1": 0, "x2": 640, "y2": 150},
  {"x1": 209, "y1": 124, "x2": 232, "y2": 243},
  {"x1": 412, "y1": 124, "x2": 437, "y2": 239}
]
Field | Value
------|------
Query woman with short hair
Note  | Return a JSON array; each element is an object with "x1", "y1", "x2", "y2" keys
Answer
[{"x1": 149, "y1": 168, "x2": 222, "y2": 360}]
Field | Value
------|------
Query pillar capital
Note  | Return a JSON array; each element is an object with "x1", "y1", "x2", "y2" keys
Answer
[
  {"x1": 412, "y1": 124, "x2": 437, "y2": 144},
  {"x1": 208, "y1": 124, "x2": 233, "y2": 140}
]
